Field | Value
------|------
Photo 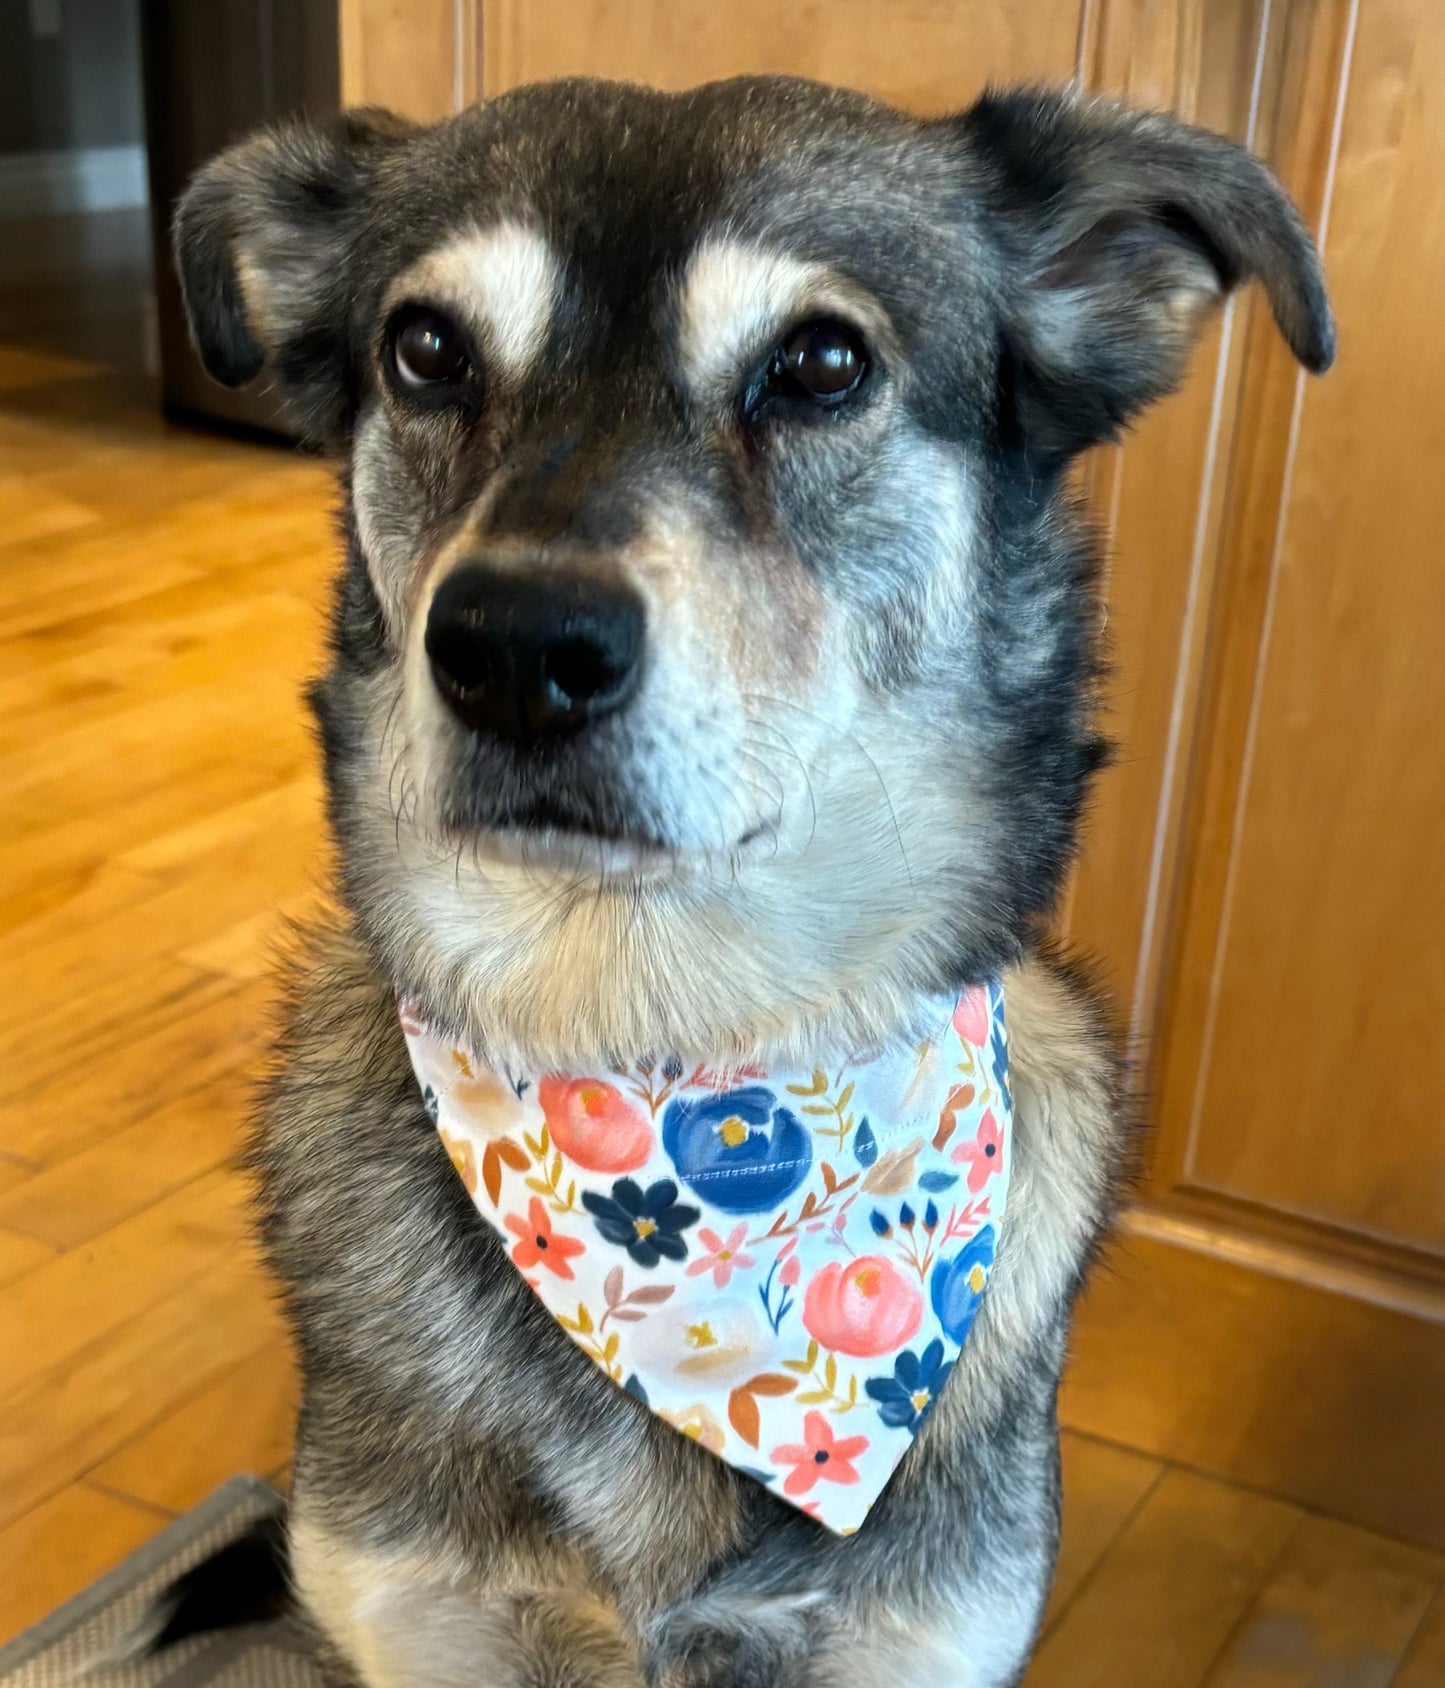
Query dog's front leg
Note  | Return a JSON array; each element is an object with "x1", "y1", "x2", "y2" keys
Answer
[{"x1": 291, "y1": 1505, "x2": 648, "y2": 1688}]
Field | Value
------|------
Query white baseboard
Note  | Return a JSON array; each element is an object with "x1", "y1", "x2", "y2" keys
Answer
[{"x1": 0, "y1": 145, "x2": 148, "y2": 218}]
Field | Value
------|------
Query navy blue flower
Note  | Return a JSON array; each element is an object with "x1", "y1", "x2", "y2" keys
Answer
[
  {"x1": 864, "y1": 1338, "x2": 954, "y2": 1432},
  {"x1": 930, "y1": 1225, "x2": 997, "y2": 1343},
  {"x1": 662, "y1": 1086, "x2": 812, "y2": 1215},
  {"x1": 582, "y1": 1177, "x2": 700, "y2": 1268}
]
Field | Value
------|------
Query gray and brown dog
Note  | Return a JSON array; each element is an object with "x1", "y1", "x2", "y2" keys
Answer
[{"x1": 171, "y1": 76, "x2": 1331, "y2": 1688}]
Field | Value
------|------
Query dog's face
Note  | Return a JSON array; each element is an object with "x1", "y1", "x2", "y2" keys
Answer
[{"x1": 177, "y1": 79, "x2": 1330, "y2": 1060}]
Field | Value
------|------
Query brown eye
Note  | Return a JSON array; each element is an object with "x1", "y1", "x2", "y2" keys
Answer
[
  {"x1": 388, "y1": 306, "x2": 473, "y2": 389},
  {"x1": 775, "y1": 319, "x2": 868, "y2": 404}
]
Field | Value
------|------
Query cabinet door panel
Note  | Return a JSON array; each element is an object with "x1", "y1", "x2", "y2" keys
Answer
[
  {"x1": 1164, "y1": 0, "x2": 1445, "y2": 1258},
  {"x1": 482, "y1": 0, "x2": 1083, "y2": 108}
]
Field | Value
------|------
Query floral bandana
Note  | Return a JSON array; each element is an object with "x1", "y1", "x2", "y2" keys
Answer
[{"x1": 400, "y1": 983, "x2": 1011, "y2": 1535}]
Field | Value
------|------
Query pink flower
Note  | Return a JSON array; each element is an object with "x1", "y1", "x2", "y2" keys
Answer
[
  {"x1": 771, "y1": 1411, "x2": 870, "y2": 1497},
  {"x1": 952, "y1": 1108, "x2": 1004, "y2": 1193},
  {"x1": 504, "y1": 1197, "x2": 586, "y2": 1280},
  {"x1": 686, "y1": 1223, "x2": 756, "y2": 1288},
  {"x1": 801, "y1": 1255, "x2": 923, "y2": 1357},
  {"x1": 779, "y1": 1254, "x2": 801, "y2": 1288},
  {"x1": 952, "y1": 986, "x2": 990, "y2": 1048},
  {"x1": 538, "y1": 1075, "x2": 653, "y2": 1172}
]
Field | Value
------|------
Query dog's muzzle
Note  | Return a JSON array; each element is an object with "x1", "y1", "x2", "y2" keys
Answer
[{"x1": 425, "y1": 561, "x2": 645, "y2": 747}]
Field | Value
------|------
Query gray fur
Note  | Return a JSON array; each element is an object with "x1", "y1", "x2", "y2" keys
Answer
[{"x1": 173, "y1": 75, "x2": 1331, "y2": 1685}]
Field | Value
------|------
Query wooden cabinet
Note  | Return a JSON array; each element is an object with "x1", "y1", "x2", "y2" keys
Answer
[{"x1": 338, "y1": 0, "x2": 1445, "y2": 1546}]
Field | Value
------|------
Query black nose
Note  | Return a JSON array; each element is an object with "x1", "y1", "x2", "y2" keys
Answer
[{"x1": 425, "y1": 562, "x2": 644, "y2": 745}]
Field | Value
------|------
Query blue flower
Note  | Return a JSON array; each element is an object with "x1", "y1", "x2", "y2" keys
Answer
[
  {"x1": 581, "y1": 1177, "x2": 699, "y2": 1268},
  {"x1": 930, "y1": 1225, "x2": 997, "y2": 1343},
  {"x1": 662, "y1": 1086, "x2": 812, "y2": 1215},
  {"x1": 988, "y1": 981, "x2": 1009, "y2": 1092},
  {"x1": 864, "y1": 1338, "x2": 954, "y2": 1432}
]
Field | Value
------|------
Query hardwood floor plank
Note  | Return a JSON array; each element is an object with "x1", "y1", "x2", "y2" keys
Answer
[
  {"x1": 1394, "y1": 1586, "x2": 1445, "y2": 1688},
  {"x1": 177, "y1": 893, "x2": 323, "y2": 983},
  {"x1": 0, "y1": 1227, "x2": 57, "y2": 1289},
  {"x1": 90, "y1": 1342, "x2": 299, "y2": 1516},
  {"x1": 0, "y1": 763, "x2": 310, "y2": 940},
  {"x1": 0, "y1": 953, "x2": 225, "y2": 1104},
  {"x1": 1201, "y1": 1515, "x2": 1445, "y2": 1688},
  {"x1": 1044, "y1": 1432, "x2": 1168, "y2": 1631},
  {"x1": 114, "y1": 778, "x2": 322, "y2": 877},
  {"x1": 3, "y1": 823, "x2": 316, "y2": 1015},
  {"x1": 0, "y1": 1068, "x2": 251, "y2": 1250},
  {"x1": 1022, "y1": 1469, "x2": 1300, "y2": 1688},
  {"x1": 0, "y1": 1155, "x2": 39, "y2": 1197},
  {"x1": 0, "y1": 976, "x2": 272, "y2": 1167},
  {"x1": 0, "y1": 1481, "x2": 164, "y2": 1643},
  {"x1": 0, "y1": 1249, "x2": 286, "y2": 1530},
  {"x1": 0, "y1": 1167, "x2": 252, "y2": 1402}
]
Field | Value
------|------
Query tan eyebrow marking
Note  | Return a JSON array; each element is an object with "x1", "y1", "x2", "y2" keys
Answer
[
  {"x1": 392, "y1": 221, "x2": 562, "y2": 379},
  {"x1": 676, "y1": 236, "x2": 891, "y2": 402}
]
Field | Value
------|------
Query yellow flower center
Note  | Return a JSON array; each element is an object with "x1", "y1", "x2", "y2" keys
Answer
[
  {"x1": 717, "y1": 1248, "x2": 732, "y2": 1262},
  {"x1": 686, "y1": 1322, "x2": 717, "y2": 1349},
  {"x1": 580, "y1": 1085, "x2": 607, "y2": 1116},
  {"x1": 634, "y1": 1217, "x2": 658, "y2": 1240},
  {"x1": 967, "y1": 1264, "x2": 987, "y2": 1294},
  {"x1": 682, "y1": 1420, "x2": 705, "y2": 1441},
  {"x1": 911, "y1": 1389, "x2": 931, "y2": 1412},
  {"x1": 718, "y1": 1115, "x2": 750, "y2": 1149},
  {"x1": 853, "y1": 1264, "x2": 882, "y2": 1298}
]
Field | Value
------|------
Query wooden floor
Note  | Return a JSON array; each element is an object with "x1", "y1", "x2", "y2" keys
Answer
[{"x1": 2, "y1": 223, "x2": 1444, "y2": 1685}]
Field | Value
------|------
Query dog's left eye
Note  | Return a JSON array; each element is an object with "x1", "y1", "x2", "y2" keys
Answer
[
  {"x1": 771, "y1": 320, "x2": 869, "y2": 405},
  {"x1": 386, "y1": 306, "x2": 475, "y2": 391}
]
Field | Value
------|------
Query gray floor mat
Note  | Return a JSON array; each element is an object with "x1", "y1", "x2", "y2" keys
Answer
[{"x1": 0, "y1": 1478, "x2": 325, "y2": 1688}]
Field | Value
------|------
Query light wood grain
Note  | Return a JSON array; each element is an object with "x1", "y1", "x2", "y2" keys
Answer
[
  {"x1": 0, "y1": 1228, "x2": 57, "y2": 1290},
  {"x1": 1395, "y1": 1586, "x2": 1445, "y2": 1688},
  {"x1": 0, "y1": 1070, "x2": 251, "y2": 1252},
  {"x1": 0, "y1": 976, "x2": 273, "y2": 1168},
  {"x1": 1023, "y1": 1469, "x2": 1300, "y2": 1688},
  {"x1": 1155, "y1": 0, "x2": 1445, "y2": 1258},
  {"x1": 90, "y1": 1348, "x2": 300, "y2": 1518},
  {"x1": 482, "y1": 0, "x2": 1084, "y2": 108},
  {"x1": 340, "y1": 0, "x2": 479, "y2": 118},
  {"x1": 1199, "y1": 1514, "x2": 1445, "y2": 1687},
  {"x1": 0, "y1": 1250, "x2": 289, "y2": 1533},
  {"x1": 1059, "y1": 1230, "x2": 1445, "y2": 1551},
  {"x1": 1063, "y1": 0, "x2": 1265, "y2": 1038},
  {"x1": 0, "y1": 1483, "x2": 166, "y2": 1640},
  {"x1": 0, "y1": 324, "x2": 317, "y2": 1634},
  {"x1": 0, "y1": 1169, "x2": 256, "y2": 1406},
  {"x1": 1044, "y1": 1431, "x2": 1165, "y2": 1631}
]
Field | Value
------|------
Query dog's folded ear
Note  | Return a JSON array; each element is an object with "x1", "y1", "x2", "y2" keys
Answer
[
  {"x1": 173, "y1": 107, "x2": 414, "y2": 440},
  {"x1": 955, "y1": 87, "x2": 1334, "y2": 460}
]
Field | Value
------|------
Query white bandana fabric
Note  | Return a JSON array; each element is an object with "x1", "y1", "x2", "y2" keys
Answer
[{"x1": 400, "y1": 983, "x2": 1011, "y2": 1534}]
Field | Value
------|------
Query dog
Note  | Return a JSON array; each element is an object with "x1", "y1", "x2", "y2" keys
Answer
[{"x1": 167, "y1": 75, "x2": 1332, "y2": 1687}]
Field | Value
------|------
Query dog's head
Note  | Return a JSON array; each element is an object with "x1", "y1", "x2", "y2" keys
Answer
[{"x1": 176, "y1": 78, "x2": 1331, "y2": 1060}]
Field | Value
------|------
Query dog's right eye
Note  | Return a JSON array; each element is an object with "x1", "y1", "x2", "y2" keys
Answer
[
  {"x1": 744, "y1": 317, "x2": 872, "y2": 425},
  {"x1": 386, "y1": 306, "x2": 476, "y2": 393}
]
